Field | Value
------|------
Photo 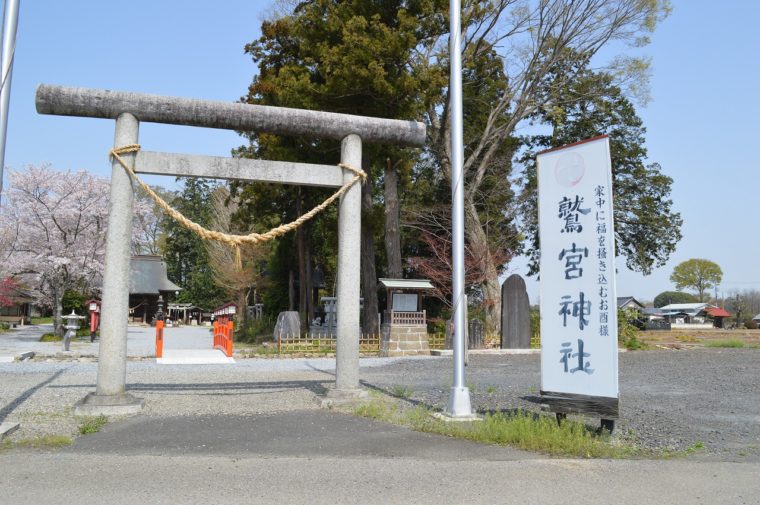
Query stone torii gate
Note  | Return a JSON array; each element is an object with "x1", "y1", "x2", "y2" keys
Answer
[{"x1": 35, "y1": 84, "x2": 425, "y2": 416}]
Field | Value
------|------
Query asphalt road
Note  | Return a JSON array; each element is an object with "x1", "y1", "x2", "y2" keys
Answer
[{"x1": 1, "y1": 326, "x2": 759, "y2": 503}]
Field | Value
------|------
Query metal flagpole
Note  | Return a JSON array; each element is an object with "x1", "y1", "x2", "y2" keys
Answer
[
  {"x1": 444, "y1": 0, "x2": 473, "y2": 417},
  {"x1": 0, "y1": 0, "x2": 20, "y2": 196}
]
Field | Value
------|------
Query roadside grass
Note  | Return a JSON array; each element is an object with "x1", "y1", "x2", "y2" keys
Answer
[
  {"x1": 353, "y1": 397, "x2": 697, "y2": 459},
  {"x1": 1, "y1": 434, "x2": 72, "y2": 452},
  {"x1": 704, "y1": 339, "x2": 745, "y2": 348},
  {"x1": 31, "y1": 317, "x2": 54, "y2": 325},
  {"x1": 389, "y1": 385, "x2": 413, "y2": 399},
  {"x1": 77, "y1": 415, "x2": 108, "y2": 435},
  {"x1": 39, "y1": 333, "x2": 62, "y2": 342},
  {"x1": 354, "y1": 397, "x2": 643, "y2": 458}
]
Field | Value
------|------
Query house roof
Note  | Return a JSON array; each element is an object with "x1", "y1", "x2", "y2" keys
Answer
[
  {"x1": 705, "y1": 307, "x2": 731, "y2": 318},
  {"x1": 659, "y1": 303, "x2": 711, "y2": 311},
  {"x1": 129, "y1": 255, "x2": 182, "y2": 295},
  {"x1": 378, "y1": 278, "x2": 435, "y2": 291},
  {"x1": 617, "y1": 296, "x2": 644, "y2": 309}
]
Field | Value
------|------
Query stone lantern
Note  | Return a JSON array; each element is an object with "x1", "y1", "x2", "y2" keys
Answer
[{"x1": 62, "y1": 310, "x2": 85, "y2": 352}]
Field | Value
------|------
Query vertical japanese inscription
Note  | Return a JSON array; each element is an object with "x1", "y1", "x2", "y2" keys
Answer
[{"x1": 538, "y1": 136, "x2": 617, "y2": 399}]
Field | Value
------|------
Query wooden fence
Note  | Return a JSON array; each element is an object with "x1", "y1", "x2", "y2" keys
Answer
[{"x1": 276, "y1": 333, "x2": 382, "y2": 354}]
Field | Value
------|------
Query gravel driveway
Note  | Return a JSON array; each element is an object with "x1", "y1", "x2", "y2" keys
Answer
[{"x1": 1, "y1": 345, "x2": 758, "y2": 461}]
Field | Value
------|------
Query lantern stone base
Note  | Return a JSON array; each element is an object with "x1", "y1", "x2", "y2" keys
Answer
[{"x1": 380, "y1": 324, "x2": 430, "y2": 357}]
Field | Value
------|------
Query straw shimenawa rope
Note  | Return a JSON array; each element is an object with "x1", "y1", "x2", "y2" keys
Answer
[{"x1": 110, "y1": 144, "x2": 366, "y2": 266}]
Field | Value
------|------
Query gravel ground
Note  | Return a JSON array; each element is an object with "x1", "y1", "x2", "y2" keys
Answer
[{"x1": 1, "y1": 349, "x2": 758, "y2": 461}]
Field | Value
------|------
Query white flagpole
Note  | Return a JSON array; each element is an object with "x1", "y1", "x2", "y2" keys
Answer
[
  {"x1": 0, "y1": 0, "x2": 21, "y2": 195},
  {"x1": 444, "y1": 0, "x2": 473, "y2": 418}
]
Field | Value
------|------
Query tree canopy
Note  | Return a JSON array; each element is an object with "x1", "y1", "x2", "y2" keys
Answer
[
  {"x1": 653, "y1": 290, "x2": 698, "y2": 308},
  {"x1": 670, "y1": 259, "x2": 723, "y2": 303}
]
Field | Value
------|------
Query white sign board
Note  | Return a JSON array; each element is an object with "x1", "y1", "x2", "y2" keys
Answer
[
  {"x1": 538, "y1": 136, "x2": 618, "y2": 400},
  {"x1": 392, "y1": 293, "x2": 418, "y2": 312}
]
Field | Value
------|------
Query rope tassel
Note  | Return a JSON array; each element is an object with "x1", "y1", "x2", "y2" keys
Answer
[{"x1": 109, "y1": 144, "x2": 366, "y2": 266}]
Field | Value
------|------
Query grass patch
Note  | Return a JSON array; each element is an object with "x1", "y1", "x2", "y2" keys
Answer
[
  {"x1": 39, "y1": 333, "x2": 62, "y2": 342},
  {"x1": 31, "y1": 317, "x2": 54, "y2": 325},
  {"x1": 353, "y1": 398, "x2": 648, "y2": 459},
  {"x1": 705, "y1": 339, "x2": 745, "y2": 348},
  {"x1": 389, "y1": 385, "x2": 413, "y2": 399},
  {"x1": 77, "y1": 415, "x2": 108, "y2": 435},
  {"x1": 1, "y1": 434, "x2": 72, "y2": 452}
]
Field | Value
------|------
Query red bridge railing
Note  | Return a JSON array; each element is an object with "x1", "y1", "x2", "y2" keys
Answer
[
  {"x1": 155, "y1": 320, "x2": 164, "y2": 358},
  {"x1": 213, "y1": 320, "x2": 234, "y2": 357}
]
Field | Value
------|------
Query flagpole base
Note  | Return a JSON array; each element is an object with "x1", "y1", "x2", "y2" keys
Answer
[{"x1": 443, "y1": 386, "x2": 475, "y2": 418}]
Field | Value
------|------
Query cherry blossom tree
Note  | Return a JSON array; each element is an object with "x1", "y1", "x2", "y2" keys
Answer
[{"x1": 0, "y1": 164, "x2": 159, "y2": 335}]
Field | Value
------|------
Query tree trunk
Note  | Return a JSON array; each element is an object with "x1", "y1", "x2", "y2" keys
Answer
[
  {"x1": 384, "y1": 159, "x2": 402, "y2": 278},
  {"x1": 297, "y1": 192, "x2": 314, "y2": 326},
  {"x1": 235, "y1": 289, "x2": 247, "y2": 328},
  {"x1": 464, "y1": 196, "x2": 501, "y2": 336},
  {"x1": 361, "y1": 158, "x2": 379, "y2": 336},
  {"x1": 288, "y1": 269, "x2": 295, "y2": 311},
  {"x1": 53, "y1": 283, "x2": 64, "y2": 337}
]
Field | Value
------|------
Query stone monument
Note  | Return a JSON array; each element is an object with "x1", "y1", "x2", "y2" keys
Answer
[{"x1": 501, "y1": 273, "x2": 531, "y2": 349}]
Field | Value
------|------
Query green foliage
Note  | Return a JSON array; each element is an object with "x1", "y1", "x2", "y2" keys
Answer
[
  {"x1": 1, "y1": 434, "x2": 72, "y2": 451},
  {"x1": 653, "y1": 290, "x2": 698, "y2": 308},
  {"x1": 162, "y1": 178, "x2": 227, "y2": 310},
  {"x1": 704, "y1": 339, "x2": 745, "y2": 349},
  {"x1": 618, "y1": 308, "x2": 646, "y2": 350},
  {"x1": 39, "y1": 333, "x2": 62, "y2": 342},
  {"x1": 77, "y1": 415, "x2": 108, "y2": 435},
  {"x1": 670, "y1": 259, "x2": 723, "y2": 302},
  {"x1": 62, "y1": 290, "x2": 87, "y2": 316},
  {"x1": 518, "y1": 66, "x2": 681, "y2": 276},
  {"x1": 236, "y1": 317, "x2": 276, "y2": 344},
  {"x1": 744, "y1": 318, "x2": 758, "y2": 330},
  {"x1": 389, "y1": 385, "x2": 413, "y2": 399},
  {"x1": 530, "y1": 306, "x2": 541, "y2": 348},
  {"x1": 353, "y1": 398, "x2": 645, "y2": 459}
]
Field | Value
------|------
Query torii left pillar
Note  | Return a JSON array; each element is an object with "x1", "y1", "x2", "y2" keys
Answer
[{"x1": 73, "y1": 113, "x2": 144, "y2": 416}]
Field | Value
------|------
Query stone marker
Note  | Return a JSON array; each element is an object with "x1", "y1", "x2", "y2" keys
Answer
[
  {"x1": 274, "y1": 311, "x2": 301, "y2": 339},
  {"x1": 501, "y1": 273, "x2": 531, "y2": 349},
  {"x1": 468, "y1": 319, "x2": 484, "y2": 349},
  {"x1": 444, "y1": 318, "x2": 453, "y2": 349}
]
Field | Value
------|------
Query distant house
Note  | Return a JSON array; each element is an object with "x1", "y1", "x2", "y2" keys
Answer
[
  {"x1": 617, "y1": 296, "x2": 645, "y2": 311},
  {"x1": 129, "y1": 255, "x2": 182, "y2": 324},
  {"x1": 0, "y1": 284, "x2": 37, "y2": 326},
  {"x1": 659, "y1": 303, "x2": 731, "y2": 328}
]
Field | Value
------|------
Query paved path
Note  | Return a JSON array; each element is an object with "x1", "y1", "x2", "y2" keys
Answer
[
  {"x1": 1, "y1": 411, "x2": 756, "y2": 504},
  {"x1": 0, "y1": 324, "x2": 215, "y2": 358}
]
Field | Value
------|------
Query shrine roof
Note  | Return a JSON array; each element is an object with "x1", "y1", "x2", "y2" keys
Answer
[{"x1": 379, "y1": 278, "x2": 435, "y2": 291}]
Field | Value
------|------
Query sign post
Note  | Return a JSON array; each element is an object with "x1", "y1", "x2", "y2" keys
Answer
[{"x1": 537, "y1": 135, "x2": 619, "y2": 429}]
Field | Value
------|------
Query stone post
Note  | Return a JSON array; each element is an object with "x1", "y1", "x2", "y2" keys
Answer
[
  {"x1": 327, "y1": 134, "x2": 366, "y2": 404},
  {"x1": 500, "y1": 273, "x2": 531, "y2": 349},
  {"x1": 73, "y1": 113, "x2": 143, "y2": 416}
]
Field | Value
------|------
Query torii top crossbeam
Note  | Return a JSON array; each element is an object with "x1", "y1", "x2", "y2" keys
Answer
[{"x1": 36, "y1": 84, "x2": 426, "y2": 146}]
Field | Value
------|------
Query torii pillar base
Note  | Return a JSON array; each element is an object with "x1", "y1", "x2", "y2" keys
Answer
[
  {"x1": 320, "y1": 388, "x2": 368, "y2": 409},
  {"x1": 72, "y1": 392, "x2": 144, "y2": 417}
]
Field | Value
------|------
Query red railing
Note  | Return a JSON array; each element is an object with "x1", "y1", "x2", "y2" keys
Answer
[
  {"x1": 213, "y1": 320, "x2": 234, "y2": 357},
  {"x1": 155, "y1": 320, "x2": 164, "y2": 358}
]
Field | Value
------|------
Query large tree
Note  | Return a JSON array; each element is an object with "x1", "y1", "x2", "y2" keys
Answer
[
  {"x1": 670, "y1": 258, "x2": 723, "y2": 303},
  {"x1": 0, "y1": 166, "x2": 107, "y2": 335},
  {"x1": 237, "y1": 0, "x2": 436, "y2": 333},
  {"x1": 518, "y1": 66, "x2": 682, "y2": 276},
  {"x1": 418, "y1": 1, "x2": 670, "y2": 332},
  {"x1": 240, "y1": 1, "x2": 670, "y2": 334}
]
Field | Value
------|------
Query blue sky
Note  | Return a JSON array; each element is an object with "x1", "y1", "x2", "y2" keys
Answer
[{"x1": 3, "y1": 1, "x2": 758, "y2": 304}]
